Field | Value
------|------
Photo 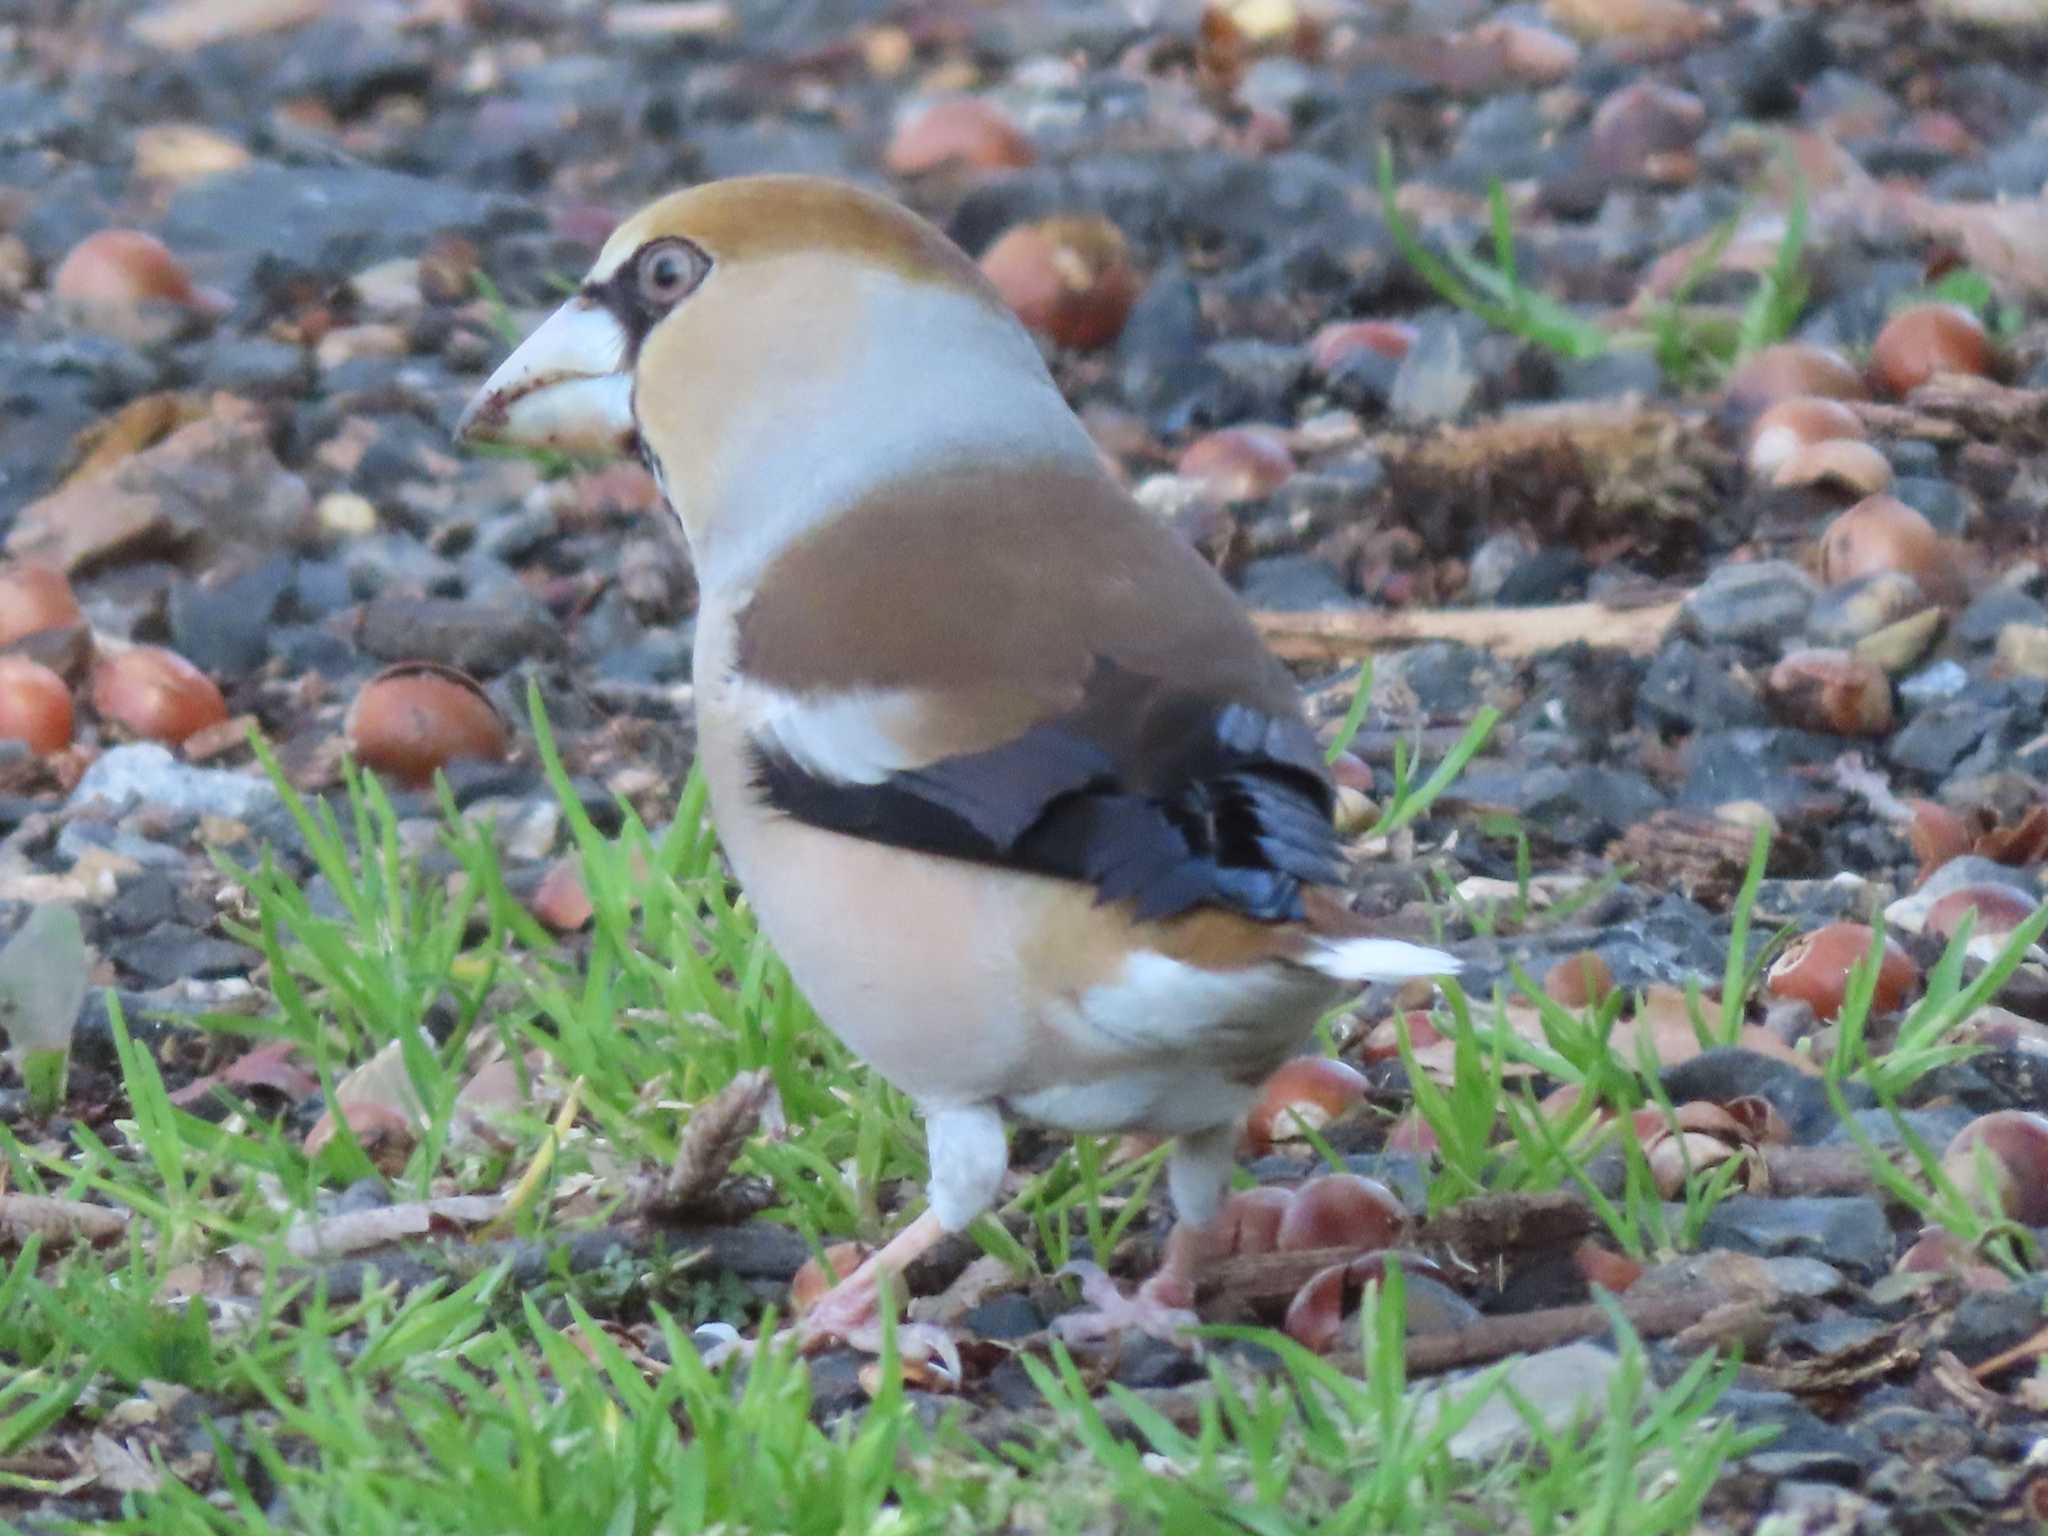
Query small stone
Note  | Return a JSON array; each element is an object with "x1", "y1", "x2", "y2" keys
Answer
[
  {"x1": 1467, "y1": 531, "x2": 1538, "y2": 603},
  {"x1": 315, "y1": 323, "x2": 409, "y2": 372},
  {"x1": 169, "y1": 560, "x2": 293, "y2": 678},
  {"x1": 1439, "y1": 1343, "x2": 1619, "y2": 1462},
  {"x1": 348, "y1": 258, "x2": 424, "y2": 319},
  {"x1": 1678, "y1": 728, "x2": 1841, "y2": 811},
  {"x1": 960, "y1": 1294, "x2": 1044, "y2": 1340},
  {"x1": 1740, "y1": 1417, "x2": 1880, "y2": 1484},
  {"x1": 1682, "y1": 561, "x2": 1818, "y2": 645},
  {"x1": 1267, "y1": 465, "x2": 1381, "y2": 536},
  {"x1": 68, "y1": 744, "x2": 275, "y2": 820},
  {"x1": 1762, "y1": 1257, "x2": 1847, "y2": 1299},
  {"x1": 1110, "y1": 1333, "x2": 1202, "y2": 1389},
  {"x1": 1494, "y1": 547, "x2": 1591, "y2": 605},
  {"x1": 1775, "y1": 1314, "x2": 1888, "y2": 1358},
  {"x1": 1662, "y1": 1048, "x2": 1862, "y2": 1142},
  {"x1": 1587, "y1": 80, "x2": 1707, "y2": 182},
  {"x1": 1131, "y1": 474, "x2": 1213, "y2": 525},
  {"x1": 1995, "y1": 623, "x2": 2048, "y2": 680},
  {"x1": 1890, "y1": 475, "x2": 1969, "y2": 535},
  {"x1": 1887, "y1": 704, "x2": 2012, "y2": 781},
  {"x1": 119, "y1": 921, "x2": 260, "y2": 988},
  {"x1": 1697, "y1": 1195, "x2": 1892, "y2": 1277},
  {"x1": 1823, "y1": 1104, "x2": 1977, "y2": 1152},
  {"x1": 1729, "y1": 13, "x2": 1830, "y2": 115},
  {"x1": 161, "y1": 161, "x2": 535, "y2": 294},
  {"x1": 1860, "y1": 1404, "x2": 1973, "y2": 1460},
  {"x1": 1958, "y1": 586, "x2": 2048, "y2": 646},
  {"x1": 104, "y1": 870, "x2": 181, "y2": 934},
  {"x1": 317, "y1": 492, "x2": 378, "y2": 537},
  {"x1": 201, "y1": 335, "x2": 312, "y2": 397},
  {"x1": 1948, "y1": 1456, "x2": 2018, "y2": 1503},
  {"x1": 1115, "y1": 267, "x2": 1211, "y2": 424},
  {"x1": 1929, "y1": 0, "x2": 2048, "y2": 32},
  {"x1": 354, "y1": 597, "x2": 564, "y2": 677},
  {"x1": 1946, "y1": 1282, "x2": 2048, "y2": 1365},
  {"x1": 1238, "y1": 555, "x2": 1354, "y2": 611},
  {"x1": 1551, "y1": 349, "x2": 1667, "y2": 401},
  {"x1": 1203, "y1": 340, "x2": 1306, "y2": 423},
  {"x1": 1805, "y1": 571, "x2": 1926, "y2": 647},
  {"x1": 1638, "y1": 640, "x2": 1767, "y2": 732},
  {"x1": 1546, "y1": 0, "x2": 1713, "y2": 52},
  {"x1": 1389, "y1": 642, "x2": 1504, "y2": 718},
  {"x1": 133, "y1": 122, "x2": 252, "y2": 185},
  {"x1": 1324, "y1": 346, "x2": 1404, "y2": 415},
  {"x1": 1853, "y1": 608, "x2": 1943, "y2": 674},
  {"x1": 1899, "y1": 659, "x2": 1970, "y2": 706},
  {"x1": 1389, "y1": 319, "x2": 1480, "y2": 424},
  {"x1": 477, "y1": 504, "x2": 556, "y2": 563}
]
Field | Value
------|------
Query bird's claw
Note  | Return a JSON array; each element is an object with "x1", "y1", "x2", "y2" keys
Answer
[
  {"x1": 689, "y1": 1313, "x2": 962, "y2": 1387},
  {"x1": 1052, "y1": 1260, "x2": 1201, "y2": 1350}
]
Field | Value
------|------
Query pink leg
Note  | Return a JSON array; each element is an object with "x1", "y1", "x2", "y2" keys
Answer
[
  {"x1": 1052, "y1": 1215, "x2": 1227, "y2": 1348},
  {"x1": 796, "y1": 1210, "x2": 942, "y2": 1341},
  {"x1": 1053, "y1": 1125, "x2": 1239, "y2": 1349},
  {"x1": 698, "y1": 1107, "x2": 1007, "y2": 1381},
  {"x1": 793, "y1": 1210, "x2": 962, "y2": 1379}
]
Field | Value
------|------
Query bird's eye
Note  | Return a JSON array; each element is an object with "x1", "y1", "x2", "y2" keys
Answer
[{"x1": 635, "y1": 239, "x2": 706, "y2": 308}]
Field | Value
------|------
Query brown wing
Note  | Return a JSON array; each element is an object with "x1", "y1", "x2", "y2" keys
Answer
[{"x1": 734, "y1": 464, "x2": 1343, "y2": 922}]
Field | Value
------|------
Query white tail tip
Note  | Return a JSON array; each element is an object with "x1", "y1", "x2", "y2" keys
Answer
[{"x1": 1308, "y1": 937, "x2": 1461, "y2": 983}]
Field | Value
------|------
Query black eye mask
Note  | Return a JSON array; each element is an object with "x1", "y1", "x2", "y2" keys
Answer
[{"x1": 585, "y1": 236, "x2": 712, "y2": 362}]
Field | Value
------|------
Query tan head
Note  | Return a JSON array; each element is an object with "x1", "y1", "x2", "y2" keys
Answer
[{"x1": 456, "y1": 175, "x2": 1099, "y2": 590}]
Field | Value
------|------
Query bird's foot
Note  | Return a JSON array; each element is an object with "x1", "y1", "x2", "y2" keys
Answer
[
  {"x1": 796, "y1": 1269, "x2": 963, "y2": 1382},
  {"x1": 691, "y1": 1309, "x2": 962, "y2": 1383},
  {"x1": 691, "y1": 1228, "x2": 962, "y2": 1385},
  {"x1": 1051, "y1": 1261, "x2": 1200, "y2": 1350}
]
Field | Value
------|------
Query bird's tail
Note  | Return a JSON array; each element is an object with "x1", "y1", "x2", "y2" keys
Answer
[
  {"x1": 1303, "y1": 935, "x2": 1461, "y2": 983},
  {"x1": 1292, "y1": 887, "x2": 1459, "y2": 984}
]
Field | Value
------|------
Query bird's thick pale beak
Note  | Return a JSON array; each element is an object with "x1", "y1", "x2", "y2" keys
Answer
[{"x1": 454, "y1": 298, "x2": 637, "y2": 456}]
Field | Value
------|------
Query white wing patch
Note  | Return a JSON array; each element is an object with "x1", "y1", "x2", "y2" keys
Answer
[{"x1": 739, "y1": 681, "x2": 926, "y2": 786}]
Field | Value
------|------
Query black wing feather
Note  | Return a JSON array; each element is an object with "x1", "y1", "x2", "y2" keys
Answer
[{"x1": 749, "y1": 656, "x2": 1344, "y2": 923}]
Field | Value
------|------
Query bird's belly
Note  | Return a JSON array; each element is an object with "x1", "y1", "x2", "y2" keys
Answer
[
  {"x1": 695, "y1": 717, "x2": 1037, "y2": 1103},
  {"x1": 1003, "y1": 1071, "x2": 1265, "y2": 1136}
]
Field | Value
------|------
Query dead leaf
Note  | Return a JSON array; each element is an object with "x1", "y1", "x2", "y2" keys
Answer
[
  {"x1": 56, "y1": 394, "x2": 211, "y2": 492},
  {"x1": 321, "y1": 1035, "x2": 428, "y2": 1129},
  {"x1": 450, "y1": 1048, "x2": 555, "y2": 1151},
  {"x1": 1977, "y1": 803, "x2": 2048, "y2": 865},
  {"x1": 1906, "y1": 196, "x2": 2048, "y2": 301},
  {"x1": 88, "y1": 1433, "x2": 162, "y2": 1495},
  {"x1": 169, "y1": 1039, "x2": 317, "y2": 1107}
]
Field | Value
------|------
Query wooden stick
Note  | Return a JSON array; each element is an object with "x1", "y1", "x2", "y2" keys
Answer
[{"x1": 1252, "y1": 597, "x2": 1685, "y2": 664}]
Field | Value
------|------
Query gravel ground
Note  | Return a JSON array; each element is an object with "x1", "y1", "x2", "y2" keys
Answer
[{"x1": 7, "y1": 0, "x2": 2048, "y2": 1528}]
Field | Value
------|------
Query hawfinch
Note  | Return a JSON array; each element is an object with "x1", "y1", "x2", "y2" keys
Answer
[{"x1": 457, "y1": 175, "x2": 1457, "y2": 1350}]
